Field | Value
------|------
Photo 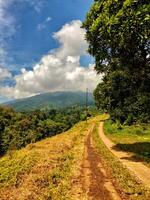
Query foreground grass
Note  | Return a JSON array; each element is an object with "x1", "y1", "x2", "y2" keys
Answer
[
  {"x1": 92, "y1": 121, "x2": 150, "y2": 199},
  {"x1": 0, "y1": 120, "x2": 91, "y2": 200},
  {"x1": 0, "y1": 150, "x2": 39, "y2": 188},
  {"x1": 104, "y1": 120, "x2": 150, "y2": 166}
]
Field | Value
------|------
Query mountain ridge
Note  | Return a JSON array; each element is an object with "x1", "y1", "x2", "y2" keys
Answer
[{"x1": 3, "y1": 91, "x2": 94, "y2": 111}]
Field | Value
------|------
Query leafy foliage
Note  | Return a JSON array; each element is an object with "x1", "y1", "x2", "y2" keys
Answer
[
  {"x1": 83, "y1": 0, "x2": 150, "y2": 124},
  {"x1": 0, "y1": 105, "x2": 91, "y2": 155}
]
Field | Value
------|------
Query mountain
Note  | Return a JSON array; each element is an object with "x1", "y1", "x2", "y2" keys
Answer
[{"x1": 4, "y1": 91, "x2": 94, "y2": 111}]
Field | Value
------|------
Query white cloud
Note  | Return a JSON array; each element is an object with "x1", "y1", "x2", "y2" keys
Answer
[
  {"x1": 0, "y1": 0, "x2": 44, "y2": 66},
  {"x1": 0, "y1": 0, "x2": 16, "y2": 66},
  {"x1": 0, "y1": 67, "x2": 12, "y2": 80},
  {"x1": 53, "y1": 21, "x2": 89, "y2": 62},
  {"x1": 0, "y1": 20, "x2": 101, "y2": 99}
]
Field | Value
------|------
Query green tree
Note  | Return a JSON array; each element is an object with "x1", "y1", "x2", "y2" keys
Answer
[{"x1": 83, "y1": 0, "x2": 150, "y2": 123}]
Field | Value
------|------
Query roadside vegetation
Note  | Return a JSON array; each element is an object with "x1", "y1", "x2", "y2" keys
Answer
[
  {"x1": 92, "y1": 116, "x2": 150, "y2": 200},
  {"x1": 104, "y1": 120, "x2": 150, "y2": 167}
]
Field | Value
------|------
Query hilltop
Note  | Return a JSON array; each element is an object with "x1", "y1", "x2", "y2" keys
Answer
[{"x1": 4, "y1": 91, "x2": 94, "y2": 112}]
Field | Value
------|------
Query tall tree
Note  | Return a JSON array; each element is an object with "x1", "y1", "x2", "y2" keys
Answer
[{"x1": 83, "y1": 0, "x2": 150, "y2": 123}]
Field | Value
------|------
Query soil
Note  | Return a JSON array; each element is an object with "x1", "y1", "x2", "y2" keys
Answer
[
  {"x1": 99, "y1": 122, "x2": 150, "y2": 188},
  {"x1": 81, "y1": 125, "x2": 121, "y2": 200}
]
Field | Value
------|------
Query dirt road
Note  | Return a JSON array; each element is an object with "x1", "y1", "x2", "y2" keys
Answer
[
  {"x1": 99, "y1": 122, "x2": 150, "y2": 188},
  {"x1": 81, "y1": 125, "x2": 121, "y2": 200}
]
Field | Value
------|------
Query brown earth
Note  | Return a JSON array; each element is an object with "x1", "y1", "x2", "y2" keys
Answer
[
  {"x1": 80, "y1": 125, "x2": 121, "y2": 200},
  {"x1": 99, "y1": 122, "x2": 150, "y2": 189}
]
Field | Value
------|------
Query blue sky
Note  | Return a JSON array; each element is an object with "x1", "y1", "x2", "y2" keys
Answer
[
  {"x1": 4, "y1": 0, "x2": 93, "y2": 72},
  {"x1": 0, "y1": 0, "x2": 100, "y2": 102}
]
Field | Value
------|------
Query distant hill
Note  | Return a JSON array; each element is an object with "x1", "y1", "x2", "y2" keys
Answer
[{"x1": 4, "y1": 91, "x2": 95, "y2": 111}]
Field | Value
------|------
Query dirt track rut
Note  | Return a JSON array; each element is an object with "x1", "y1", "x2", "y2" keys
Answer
[{"x1": 81, "y1": 125, "x2": 121, "y2": 200}]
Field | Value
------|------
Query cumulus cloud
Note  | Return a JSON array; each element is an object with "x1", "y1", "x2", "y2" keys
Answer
[
  {"x1": 0, "y1": 20, "x2": 101, "y2": 99},
  {"x1": 53, "y1": 21, "x2": 88, "y2": 58}
]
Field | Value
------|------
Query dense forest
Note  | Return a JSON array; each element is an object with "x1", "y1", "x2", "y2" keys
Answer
[
  {"x1": 0, "y1": 105, "x2": 93, "y2": 155},
  {"x1": 83, "y1": 0, "x2": 150, "y2": 124}
]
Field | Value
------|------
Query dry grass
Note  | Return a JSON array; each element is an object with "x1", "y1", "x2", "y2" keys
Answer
[{"x1": 0, "y1": 120, "x2": 91, "y2": 200}]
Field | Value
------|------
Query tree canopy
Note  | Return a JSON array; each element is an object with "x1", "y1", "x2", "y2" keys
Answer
[
  {"x1": 0, "y1": 106, "x2": 92, "y2": 155},
  {"x1": 83, "y1": 0, "x2": 150, "y2": 124}
]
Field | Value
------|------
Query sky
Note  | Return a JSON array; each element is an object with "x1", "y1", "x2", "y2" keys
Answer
[{"x1": 0, "y1": 0, "x2": 101, "y2": 103}]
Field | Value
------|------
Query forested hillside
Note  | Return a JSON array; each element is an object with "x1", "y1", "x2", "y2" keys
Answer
[
  {"x1": 0, "y1": 105, "x2": 91, "y2": 155},
  {"x1": 4, "y1": 91, "x2": 94, "y2": 112}
]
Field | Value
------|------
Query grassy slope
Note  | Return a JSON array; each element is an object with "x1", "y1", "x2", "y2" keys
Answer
[
  {"x1": 92, "y1": 116, "x2": 150, "y2": 200},
  {"x1": 104, "y1": 120, "x2": 150, "y2": 167},
  {"x1": 0, "y1": 120, "x2": 92, "y2": 200},
  {"x1": 0, "y1": 116, "x2": 150, "y2": 200}
]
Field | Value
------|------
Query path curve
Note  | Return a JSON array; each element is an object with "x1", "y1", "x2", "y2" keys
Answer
[{"x1": 99, "y1": 122, "x2": 150, "y2": 188}]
